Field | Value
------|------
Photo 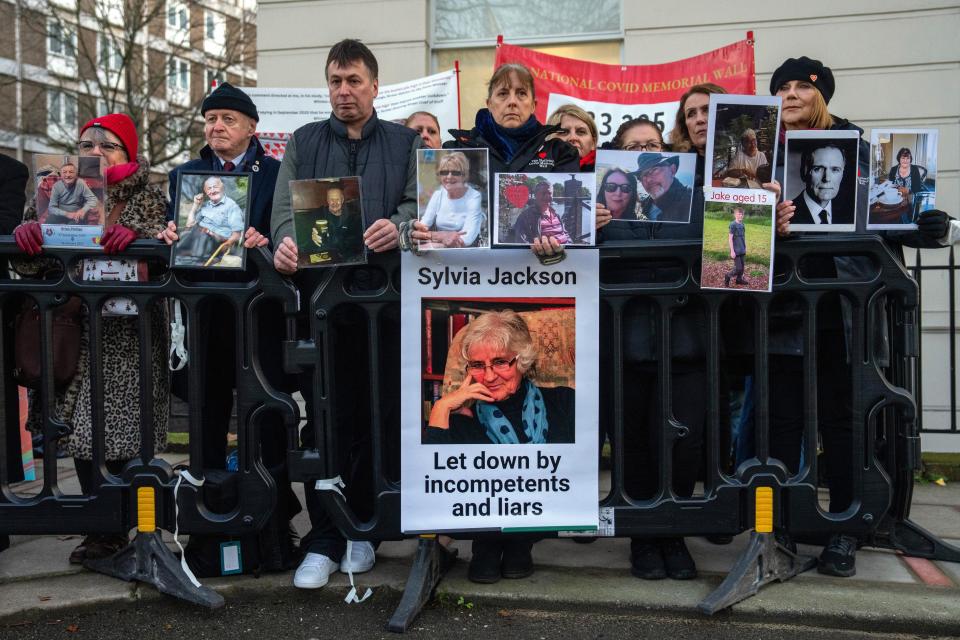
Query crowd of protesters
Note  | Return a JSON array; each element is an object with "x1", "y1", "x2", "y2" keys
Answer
[{"x1": 1, "y1": 39, "x2": 954, "y2": 591}]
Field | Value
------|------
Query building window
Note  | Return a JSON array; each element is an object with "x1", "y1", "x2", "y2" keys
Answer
[
  {"x1": 166, "y1": 0, "x2": 189, "y2": 44},
  {"x1": 47, "y1": 20, "x2": 77, "y2": 59},
  {"x1": 167, "y1": 56, "x2": 190, "y2": 105},
  {"x1": 166, "y1": 116, "x2": 190, "y2": 160},
  {"x1": 432, "y1": 0, "x2": 622, "y2": 46},
  {"x1": 203, "y1": 11, "x2": 226, "y2": 57},
  {"x1": 47, "y1": 90, "x2": 77, "y2": 140},
  {"x1": 99, "y1": 34, "x2": 123, "y2": 73},
  {"x1": 97, "y1": 0, "x2": 124, "y2": 25}
]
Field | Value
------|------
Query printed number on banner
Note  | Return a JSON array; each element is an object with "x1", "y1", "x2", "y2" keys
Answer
[{"x1": 587, "y1": 111, "x2": 666, "y2": 136}]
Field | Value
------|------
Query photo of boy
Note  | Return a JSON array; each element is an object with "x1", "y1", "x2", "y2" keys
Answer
[{"x1": 725, "y1": 207, "x2": 747, "y2": 287}]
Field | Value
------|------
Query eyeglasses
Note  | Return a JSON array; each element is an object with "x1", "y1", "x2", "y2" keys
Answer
[
  {"x1": 77, "y1": 140, "x2": 125, "y2": 153},
  {"x1": 437, "y1": 170, "x2": 464, "y2": 177},
  {"x1": 623, "y1": 142, "x2": 662, "y2": 152},
  {"x1": 465, "y1": 355, "x2": 518, "y2": 374},
  {"x1": 603, "y1": 183, "x2": 632, "y2": 194}
]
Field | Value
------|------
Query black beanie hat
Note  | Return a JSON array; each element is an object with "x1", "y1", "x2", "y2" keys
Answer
[
  {"x1": 201, "y1": 82, "x2": 259, "y2": 122},
  {"x1": 769, "y1": 56, "x2": 835, "y2": 104}
]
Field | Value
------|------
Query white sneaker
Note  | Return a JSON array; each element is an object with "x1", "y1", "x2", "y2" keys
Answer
[
  {"x1": 339, "y1": 541, "x2": 376, "y2": 574},
  {"x1": 293, "y1": 552, "x2": 339, "y2": 589}
]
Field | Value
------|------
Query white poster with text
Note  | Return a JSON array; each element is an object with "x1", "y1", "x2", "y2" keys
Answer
[{"x1": 400, "y1": 250, "x2": 599, "y2": 534}]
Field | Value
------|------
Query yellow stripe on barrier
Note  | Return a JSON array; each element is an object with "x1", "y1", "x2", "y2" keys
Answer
[
  {"x1": 755, "y1": 486, "x2": 773, "y2": 533},
  {"x1": 137, "y1": 487, "x2": 156, "y2": 533}
]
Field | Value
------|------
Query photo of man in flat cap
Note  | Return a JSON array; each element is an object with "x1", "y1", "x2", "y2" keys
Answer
[{"x1": 635, "y1": 153, "x2": 694, "y2": 223}]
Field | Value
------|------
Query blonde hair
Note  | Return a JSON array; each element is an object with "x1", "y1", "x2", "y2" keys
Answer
[
  {"x1": 460, "y1": 310, "x2": 538, "y2": 377},
  {"x1": 669, "y1": 83, "x2": 727, "y2": 152},
  {"x1": 437, "y1": 151, "x2": 469, "y2": 176},
  {"x1": 546, "y1": 104, "x2": 598, "y2": 144},
  {"x1": 806, "y1": 89, "x2": 834, "y2": 130}
]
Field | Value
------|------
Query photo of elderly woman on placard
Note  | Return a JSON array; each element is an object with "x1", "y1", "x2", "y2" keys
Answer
[
  {"x1": 423, "y1": 306, "x2": 575, "y2": 445},
  {"x1": 868, "y1": 128, "x2": 938, "y2": 229},
  {"x1": 413, "y1": 149, "x2": 489, "y2": 249}
]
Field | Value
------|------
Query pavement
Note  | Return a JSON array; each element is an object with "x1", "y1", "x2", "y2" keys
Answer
[{"x1": 1, "y1": 453, "x2": 959, "y2": 636}]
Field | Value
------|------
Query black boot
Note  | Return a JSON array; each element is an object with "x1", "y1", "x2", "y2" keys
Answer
[
  {"x1": 660, "y1": 537, "x2": 697, "y2": 580},
  {"x1": 468, "y1": 539, "x2": 503, "y2": 584},
  {"x1": 501, "y1": 539, "x2": 534, "y2": 579},
  {"x1": 630, "y1": 539, "x2": 666, "y2": 580}
]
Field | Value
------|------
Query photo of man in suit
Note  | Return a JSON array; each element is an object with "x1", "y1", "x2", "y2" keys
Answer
[{"x1": 791, "y1": 143, "x2": 851, "y2": 226}]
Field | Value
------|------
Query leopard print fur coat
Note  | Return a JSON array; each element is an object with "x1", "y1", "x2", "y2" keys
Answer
[{"x1": 21, "y1": 158, "x2": 170, "y2": 461}]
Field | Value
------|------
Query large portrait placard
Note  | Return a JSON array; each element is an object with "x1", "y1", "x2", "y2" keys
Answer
[{"x1": 401, "y1": 250, "x2": 599, "y2": 534}]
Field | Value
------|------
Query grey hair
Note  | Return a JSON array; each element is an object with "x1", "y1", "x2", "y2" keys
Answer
[
  {"x1": 460, "y1": 310, "x2": 538, "y2": 377},
  {"x1": 204, "y1": 176, "x2": 224, "y2": 190}
]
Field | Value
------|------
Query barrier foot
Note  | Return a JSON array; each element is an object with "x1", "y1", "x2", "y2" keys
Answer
[
  {"x1": 386, "y1": 538, "x2": 458, "y2": 633},
  {"x1": 697, "y1": 531, "x2": 816, "y2": 615},
  {"x1": 84, "y1": 531, "x2": 225, "y2": 609},
  {"x1": 877, "y1": 518, "x2": 960, "y2": 563}
]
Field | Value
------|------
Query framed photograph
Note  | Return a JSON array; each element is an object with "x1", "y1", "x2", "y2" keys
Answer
[
  {"x1": 32, "y1": 154, "x2": 106, "y2": 249},
  {"x1": 784, "y1": 130, "x2": 860, "y2": 232},
  {"x1": 171, "y1": 171, "x2": 251, "y2": 270},
  {"x1": 595, "y1": 149, "x2": 696, "y2": 223},
  {"x1": 700, "y1": 187, "x2": 776, "y2": 293},
  {"x1": 290, "y1": 177, "x2": 366, "y2": 268},
  {"x1": 416, "y1": 148, "x2": 490, "y2": 249},
  {"x1": 868, "y1": 128, "x2": 938, "y2": 230},
  {"x1": 705, "y1": 94, "x2": 782, "y2": 190},
  {"x1": 493, "y1": 172, "x2": 596, "y2": 247}
]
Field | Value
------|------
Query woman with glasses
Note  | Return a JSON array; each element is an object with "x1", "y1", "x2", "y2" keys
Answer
[
  {"x1": 425, "y1": 310, "x2": 574, "y2": 583},
  {"x1": 412, "y1": 151, "x2": 485, "y2": 248},
  {"x1": 611, "y1": 118, "x2": 665, "y2": 153},
  {"x1": 13, "y1": 113, "x2": 170, "y2": 565}
]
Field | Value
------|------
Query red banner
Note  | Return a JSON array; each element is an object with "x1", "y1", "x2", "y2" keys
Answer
[{"x1": 494, "y1": 39, "x2": 756, "y2": 143}]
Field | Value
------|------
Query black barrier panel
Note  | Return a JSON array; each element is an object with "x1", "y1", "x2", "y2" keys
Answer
[
  {"x1": 0, "y1": 240, "x2": 299, "y2": 607},
  {"x1": 288, "y1": 237, "x2": 959, "y2": 629}
]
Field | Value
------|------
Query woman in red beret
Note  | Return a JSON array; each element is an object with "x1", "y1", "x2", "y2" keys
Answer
[{"x1": 13, "y1": 113, "x2": 170, "y2": 564}]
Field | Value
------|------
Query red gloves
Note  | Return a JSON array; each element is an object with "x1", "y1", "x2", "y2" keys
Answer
[
  {"x1": 14, "y1": 222, "x2": 43, "y2": 256},
  {"x1": 100, "y1": 224, "x2": 137, "y2": 254}
]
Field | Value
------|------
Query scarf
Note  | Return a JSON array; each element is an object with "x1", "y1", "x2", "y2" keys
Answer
[
  {"x1": 475, "y1": 379, "x2": 548, "y2": 445},
  {"x1": 475, "y1": 109, "x2": 540, "y2": 163},
  {"x1": 104, "y1": 161, "x2": 139, "y2": 185},
  {"x1": 579, "y1": 149, "x2": 596, "y2": 170}
]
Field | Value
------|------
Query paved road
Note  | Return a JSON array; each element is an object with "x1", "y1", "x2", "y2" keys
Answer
[{"x1": 0, "y1": 591, "x2": 955, "y2": 640}]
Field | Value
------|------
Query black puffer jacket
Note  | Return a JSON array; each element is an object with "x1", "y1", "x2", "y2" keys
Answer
[{"x1": 444, "y1": 119, "x2": 580, "y2": 189}]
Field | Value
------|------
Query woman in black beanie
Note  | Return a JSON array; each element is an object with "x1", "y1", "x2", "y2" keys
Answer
[{"x1": 768, "y1": 55, "x2": 951, "y2": 579}]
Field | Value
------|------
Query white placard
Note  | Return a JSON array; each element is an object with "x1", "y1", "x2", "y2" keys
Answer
[
  {"x1": 545, "y1": 93, "x2": 678, "y2": 146},
  {"x1": 245, "y1": 70, "x2": 460, "y2": 159},
  {"x1": 401, "y1": 250, "x2": 599, "y2": 534}
]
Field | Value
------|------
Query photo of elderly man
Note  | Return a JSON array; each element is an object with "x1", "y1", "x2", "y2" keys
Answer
[
  {"x1": 634, "y1": 153, "x2": 694, "y2": 223},
  {"x1": 173, "y1": 174, "x2": 248, "y2": 268},
  {"x1": 45, "y1": 161, "x2": 99, "y2": 224}
]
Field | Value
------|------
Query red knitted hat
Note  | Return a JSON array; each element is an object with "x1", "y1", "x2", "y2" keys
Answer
[{"x1": 80, "y1": 113, "x2": 138, "y2": 159}]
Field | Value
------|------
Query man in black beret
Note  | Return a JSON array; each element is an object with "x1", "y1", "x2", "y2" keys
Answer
[{"x1": 635, "y1": 153, "x2": 693, "y2": 222}]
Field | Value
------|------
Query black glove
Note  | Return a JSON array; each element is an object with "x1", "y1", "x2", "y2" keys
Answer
[{"x1": 916, "y1": 209, "x2": 949, "y2": 239}]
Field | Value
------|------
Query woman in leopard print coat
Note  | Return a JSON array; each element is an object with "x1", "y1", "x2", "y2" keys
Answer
[{"x1": 14, "y1": 114, "x2": 169, "y2": 563}]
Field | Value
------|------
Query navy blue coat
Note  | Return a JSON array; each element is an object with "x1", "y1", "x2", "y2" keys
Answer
[{"x1": 167, "y1": 137, "x2": 281, "y2": 242}]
